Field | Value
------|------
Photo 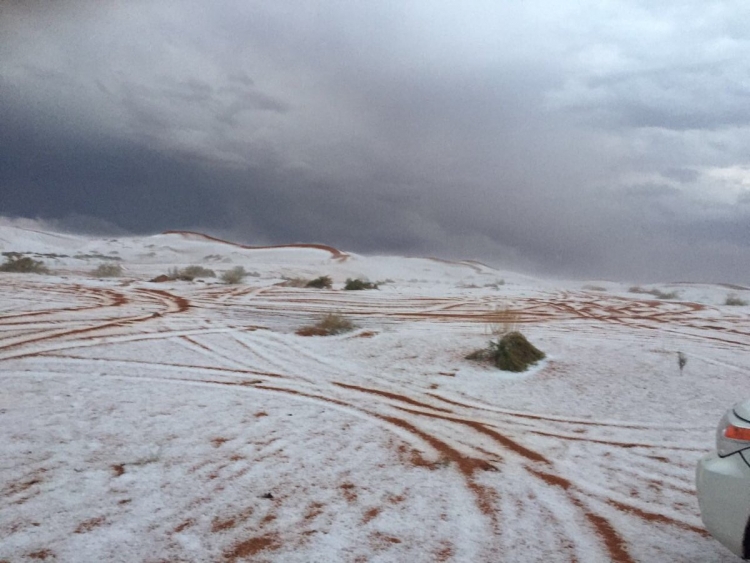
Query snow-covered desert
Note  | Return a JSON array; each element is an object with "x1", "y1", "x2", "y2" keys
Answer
[{"x1": 1, "y1": 223, "x2": 748, "y2": 562}]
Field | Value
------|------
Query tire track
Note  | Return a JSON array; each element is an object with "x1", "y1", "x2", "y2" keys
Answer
[
  {"x1": 2, "y1": 276, "x2": 733, "y2": 561},
  {"x1": 0, "y1": 286, "x2": 189, "y2": 360}
]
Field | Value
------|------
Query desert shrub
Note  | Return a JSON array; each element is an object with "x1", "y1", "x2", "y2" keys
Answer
[
  {"x1": 583, "y1": 285, "x2": 607, "y2": 291},
  {"x1": 465, "y1": 348, "x2": 492, "y2": 362},
  {"x1": 177, "y1": 265, "x2": 216, "y2": 280},
  {"x1": 33, "y1": 252, "x2": 67, "y2": 258},
  {"x1": 484, "y1": 280, "x2": 505, "y2": 289},
  {"x1": 628, "y1": 286, "x2": 678, "y2": 300},
  {"x1": 306, "y1": 275, "x2": 333, "y2": 289},
  {"x1": 0, "y1": 255, "x2": 50, "y2": 274},
  {"x1": 486, "y1": 305, "x2": 520, "y2": 337},
  {"x1": 92, "y1": 263, "x2": 124, "y2": 277},
  {"x1": 74, "y1": 252, "x2": 122, "y2": 261},
  {"x1": 650, "y1": 289, "x2": 679, "y2": 300},
  {"x1": 221, "y1": 266, "x2": 247, "y2": 284},
  {"x1": 725, "y1": 294, "x2": 748, "y2": 306},
  {"x1": 296, "y1": 313, "x2": 355, "y2": 336},
  {"x1": 466, "y1": 331, "x2": 545, "y2": 372},
  {"x1": 344, "y1": 278, "x2": 378, "y2": 290},
  {"x1": 162, "y1": 267, "x2": 180, "y2": 280}
]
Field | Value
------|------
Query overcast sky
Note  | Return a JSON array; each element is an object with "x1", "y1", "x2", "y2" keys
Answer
[{"x1": 2, "y1": 1, "x2": 749, "y2": 282}]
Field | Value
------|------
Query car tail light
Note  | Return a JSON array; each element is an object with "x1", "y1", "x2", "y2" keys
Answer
[
  {"x1": 724, "y1": 425, "x2": 750, "y2": 441},
  {"x1": 717, "y1": 410, "x2": 750, "y2": 457}
]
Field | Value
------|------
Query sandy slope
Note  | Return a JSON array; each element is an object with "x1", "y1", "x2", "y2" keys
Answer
[{"x1": 0, "y1": 226, "x2": 748, "y2": 562}]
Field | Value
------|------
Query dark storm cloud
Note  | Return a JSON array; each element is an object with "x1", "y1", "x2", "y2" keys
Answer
[
  {"x1": 0, "y1": 91, "x2": 226, "y2": 232},
  {"x1": 2, "y1": 1, "x2": 750, "y2": 282}
]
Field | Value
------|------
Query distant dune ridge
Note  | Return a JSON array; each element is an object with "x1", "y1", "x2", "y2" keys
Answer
[
  {"x1": 0, "y1": 219, "x2": 526, "y2": 286},
  {"x1": 162, "y1": 230, "x2": 350, "y2": 260}
]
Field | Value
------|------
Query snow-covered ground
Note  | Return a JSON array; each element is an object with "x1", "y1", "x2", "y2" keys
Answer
[{"x1": 1, "y1": 224, "x2": 748, "y2": 562}]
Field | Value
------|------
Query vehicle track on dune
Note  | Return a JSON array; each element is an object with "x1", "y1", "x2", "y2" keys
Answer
[
  {"x1": 7, "y1": 348, "x2": 703, "y2": 562},
  {"x1": 1, "y1": 280, "x2": 733, "y2": 562},
  {"x1": 187, "y1": 286, "x2": 750, "y2": 349},
  {"x1": 0, "y1": 282, "x2": 126, "y2": 323},
  {"x1": 0, "y1": 283, "x2": 191, "y2": 360},
  {"x1": 67, "y1": 367, "x2": 680, "y2": 560}
]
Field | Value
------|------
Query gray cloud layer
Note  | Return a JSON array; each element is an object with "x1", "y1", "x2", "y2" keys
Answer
[{"x1": 1, "y1": 1, "x2": 750, "y2": 282}]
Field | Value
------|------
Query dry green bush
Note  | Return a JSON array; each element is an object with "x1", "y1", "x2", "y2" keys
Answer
[
  {"x1": 628, "y1": 286, "x2": 679, "y2": 300},
  {"x1": 467, "y1": 331, "x2": 545, "y2": 372},
  {"x1": 74, "y1": 252, "x2": 122, "y2": 261},
  {"x1": 165, "y1": 266, "x2": 216, "y2": 281},
  {"x1": 305, "y1": 275, "x2": 333, "y2": 289},
  {"x1": 296, "y1": 313, "x2": 355, "y2": 336},
  {"x1": 486, "y1": 305, "x2": 520, "y2": 337},
  {"x1": 221, "y1": 266, "x2": 247, "y2": 284},
  {"x1": 651, "y1": 289, "x2": 679, "y2": 300},
  {"x1": 344, "y1": 278, "x2": 378, "y2": 290},
  {"x1": 92, "y1": 263, "x2": 124, "y2": 277},
  {"x1": 583, "y1": 285, "x2": 607, "y2": 291},
  {"x1": 280, "y1": 277, "x2": 309, "y2": 288},
  {"x1": 725, "y1": 294, "x2": 748, "y2": 306},
  {"x1": 0, "y1": 255, "x2": 50, "y2": 274}
]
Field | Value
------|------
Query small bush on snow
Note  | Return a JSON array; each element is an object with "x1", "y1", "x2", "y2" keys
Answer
[
  {"x1": 221, "y1": 266, "x2": 247, "y2": 284},
  {"x1": 178, "y1": 265, "x2": 216, "y2": 280},
  {"x1": 466, "y1": 331, "x2": 545, "y2": 372},
  {"x1": 92, "y1": 262, "x2": 124, "y2": 277},
  {"x1": 650, "y1": 289, "x2": 679, "y2": 300},
  {"x1": 725, "y1": 294, "x2": 748, "y2": 306},
  {"x1": 344, "y1": 278, "x2": 378, "y2": 290},
  {"x1": 297, "y1": 313, "x2": 355, "y2": 336},
  {"x1": 628, "y1": 286, "x2": 679, "y2": 300},
  {"x1": 0, "y1": 255, "x2": 50, "y2": 274},
  {"x1": 485, "y1": 305, "x2": 520, "y2": 337},
  {"x1": 306, "y1": 275, "x2": 333, "y2": 289}
]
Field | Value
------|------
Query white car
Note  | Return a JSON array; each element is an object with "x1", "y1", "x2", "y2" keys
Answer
[{"x1": 697, "y1": 400, "x2": 750, "y2": 559}]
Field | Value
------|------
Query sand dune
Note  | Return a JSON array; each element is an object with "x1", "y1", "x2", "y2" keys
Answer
[{"x1": 0, "y1": 226, "x2": 747, "y2": 562}]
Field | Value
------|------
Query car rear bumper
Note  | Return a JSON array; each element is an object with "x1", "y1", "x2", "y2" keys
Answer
[{"x1": 697, "y1": 451, "x2": 750, "y2": 558}]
